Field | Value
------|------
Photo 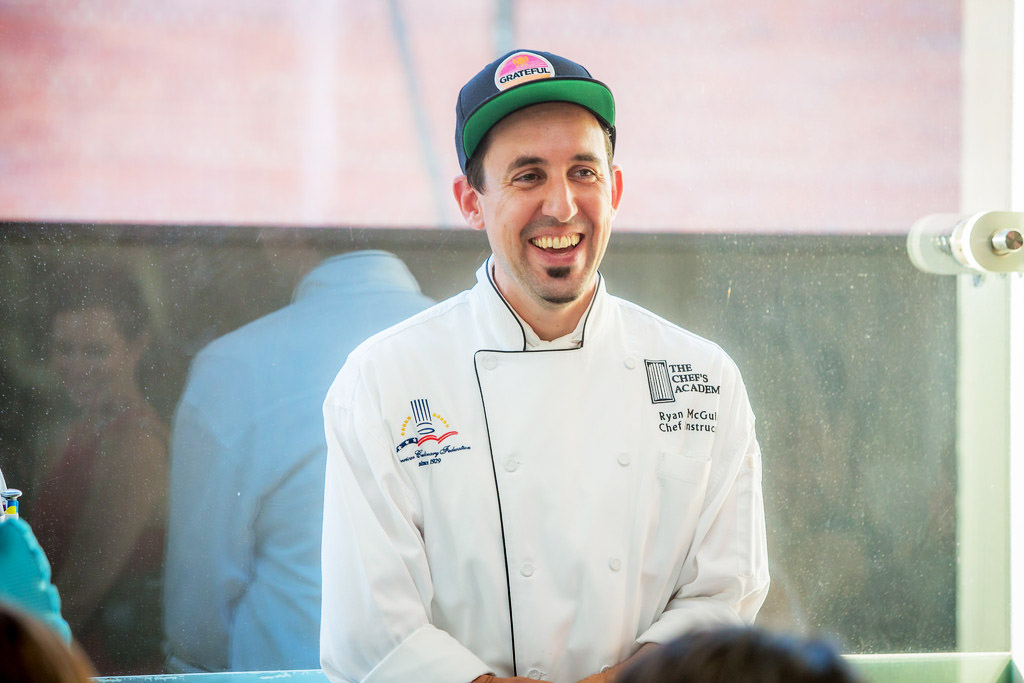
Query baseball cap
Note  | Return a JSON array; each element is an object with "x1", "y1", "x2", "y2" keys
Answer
[{"x1": 455, "y1": 49, "x2": 616, "y2": 173}]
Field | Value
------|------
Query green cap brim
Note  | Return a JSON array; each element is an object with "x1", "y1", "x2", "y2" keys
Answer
[{"x1": 462, "y1": 78, "x2": 615, "y2": 162}]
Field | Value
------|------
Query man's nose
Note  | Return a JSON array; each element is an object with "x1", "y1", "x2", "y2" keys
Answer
[{"x1": 541, "y1": 177, "x2": 578, "y2": 223}]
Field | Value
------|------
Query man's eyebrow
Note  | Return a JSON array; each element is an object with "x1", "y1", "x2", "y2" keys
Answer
[
  {"x1": 506, "y1": 155, "x2": 545, "y2": 175},
  {"x1": 505, "y1": 152, "x2": 604, "y2": 175}
]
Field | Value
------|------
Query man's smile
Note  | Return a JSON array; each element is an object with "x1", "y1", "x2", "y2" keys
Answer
[{"x1": 529, "y1": 233, "x2": 583, "y2": 251}]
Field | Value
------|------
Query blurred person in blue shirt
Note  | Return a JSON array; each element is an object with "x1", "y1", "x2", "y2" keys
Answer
[{"x1": 163, "y1": 247, "x2": 434, "y2": 672}]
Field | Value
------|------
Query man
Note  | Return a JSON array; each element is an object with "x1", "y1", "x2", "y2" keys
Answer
[
  {"x1": 320, "y1": 50, "x2": 769, "y2": 683},
  {"x1": 164, "y1": 249, "x2": 434, "y2": 672}
]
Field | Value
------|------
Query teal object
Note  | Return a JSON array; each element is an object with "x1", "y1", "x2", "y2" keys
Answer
[{"x1": 0, "y1": 516, "x2": 73, "y2": 642}]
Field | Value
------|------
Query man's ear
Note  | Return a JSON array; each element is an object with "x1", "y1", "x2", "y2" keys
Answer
[
  {"x1": 609, "y1": 164, "x2": 624, "y2": 218},
  {"x1": 453, "y1": 175, "x2": 486, "y2": 231}
]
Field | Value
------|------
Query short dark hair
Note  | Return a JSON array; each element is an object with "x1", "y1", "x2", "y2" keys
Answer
[
  {"x1": 465, "y1": 110, "x2": 615, "y2": 193},
  {"x1": 617, "y1": 627, "x2": 863, "y2": 683}
]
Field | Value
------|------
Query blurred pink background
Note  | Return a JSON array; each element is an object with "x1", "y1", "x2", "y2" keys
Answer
[{"x1": 0, "y1": 0, "x2": 959, "y2": 232}]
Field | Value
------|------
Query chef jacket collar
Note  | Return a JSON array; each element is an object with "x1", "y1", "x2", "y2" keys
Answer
[{"x1": 475, "y1": 256, "x2": 607, "y2": 352}]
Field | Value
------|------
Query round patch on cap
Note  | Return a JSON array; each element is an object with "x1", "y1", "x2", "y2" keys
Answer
[{"x1": 494, "y1": 51, "x2": 555, "y2": 92}]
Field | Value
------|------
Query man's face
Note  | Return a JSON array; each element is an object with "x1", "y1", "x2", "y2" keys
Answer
[{"x1": 459, "y1": 102, "x2": 623, "y2": 316}]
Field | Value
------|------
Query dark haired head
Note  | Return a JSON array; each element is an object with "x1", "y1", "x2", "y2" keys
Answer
[
  {"x1": 0, "y1": 602, "x2": 96, "y2": 683},
  {"x1": 617, "y1": 627, "x2": 862, "y2": 683}
]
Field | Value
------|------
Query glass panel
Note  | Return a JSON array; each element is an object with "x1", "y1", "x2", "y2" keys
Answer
[
  {"x1": 0, "y1": 225, "x2": 958, "y2": 673},
  {"x1": 0, "y1": 0, "x2": 967, "y2": 677}
]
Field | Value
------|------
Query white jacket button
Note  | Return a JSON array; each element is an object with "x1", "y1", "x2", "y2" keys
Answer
[
  {"x1": 617, "y1": 452, "x2": 631, "y2": 466},
  {"x1": 520, "y1": 563, "x2": 535, "y2": 577},
  {"x1": 527, "y1": 670, "x2": 543, "y2": 679},
  {"x1": 609, "y1": 557, "x2": 622, "y2": 572},
  {"x1": 624, "y1": 357, "x2": 636, "y2": 369},
  {"x1": 504, "y1": 457, "x2": 518, "y2": 472},
  {"x1": 482, "y1": 355, "x2": 498, "y2": 370}
]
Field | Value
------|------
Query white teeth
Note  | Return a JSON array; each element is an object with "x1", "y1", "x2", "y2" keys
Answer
[{"x1": 532, "y1": 234, "x2": 581, "y2": 249}]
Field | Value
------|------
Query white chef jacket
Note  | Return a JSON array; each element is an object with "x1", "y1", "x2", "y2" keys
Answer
[
  {"x1": 321, "y1": 259, "x2": 769, "y2": 683},
  {"x1": 164, "y1": 251, "x2": 434, "y2": 672}
]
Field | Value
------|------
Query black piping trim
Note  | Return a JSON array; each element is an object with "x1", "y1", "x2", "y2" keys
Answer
[
  {"x1": 473, "y1": 350, "x2": 517, "y2": 676},
  {"x1": 484, "y1": 258, "x2": 528, "y2": 352},
  {"x1": 482, "y1": 256, "x2": 603, "y2": 352},
  {"x1": 577, "y1": 270, "x2": 601, "y2": 348},
  {"x1": 473, "y1": 260, "x2": 606, "y2": 675}
]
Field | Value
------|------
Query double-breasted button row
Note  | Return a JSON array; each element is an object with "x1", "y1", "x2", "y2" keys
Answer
[
  {"x1": 517, "y1": 558, "x2": 619, "y2": 579},
  {"x1": 504, "y1": 453, "x2": 629, "y2": 471}
]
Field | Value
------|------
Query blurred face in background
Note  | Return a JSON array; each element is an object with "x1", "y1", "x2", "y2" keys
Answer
[{"x1": 51, "y1": 306, "x2": 145, "y2": 415}]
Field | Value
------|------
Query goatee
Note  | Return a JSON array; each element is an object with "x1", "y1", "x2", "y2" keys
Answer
[{"x1": 541, "y1": 266, "x2": 579, "y2": 304}]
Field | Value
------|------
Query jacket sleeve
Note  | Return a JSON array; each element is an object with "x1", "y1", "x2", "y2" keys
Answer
[
  {"x1": 637, "y1": 360, "x2": 770, "y2": 645},
  {"x1": 320, "y1": 365, "x2": 491, "y2": 683}
]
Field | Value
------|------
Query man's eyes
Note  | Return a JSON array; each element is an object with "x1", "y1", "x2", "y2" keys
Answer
[{"x1": 512, "y1": 167, "x2": 599, "y2": 183}]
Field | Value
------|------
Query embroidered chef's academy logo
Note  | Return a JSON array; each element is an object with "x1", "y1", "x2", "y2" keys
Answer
[
  {"x1": 395, "y1": 398, "x2": 471, "y2": 468},
  {"x1": 645, "y1": 360, "x2": 720, "y2": 403},
  {"x1": 645, "y1": 360, "x2": 721, "y2": 434},
  {"x1": 494, "y1": 51, "x2": 555, "y2": 91}
]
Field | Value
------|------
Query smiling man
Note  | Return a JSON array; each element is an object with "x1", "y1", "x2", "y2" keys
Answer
[
  {"x1": 320, "y1": 50, "x2": 769, "y2": 683},
  {"x1": 454, "y1": 101, "x2": 619, "y2": 342}
]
